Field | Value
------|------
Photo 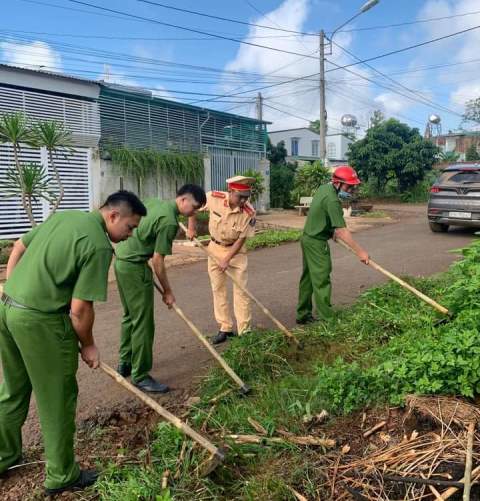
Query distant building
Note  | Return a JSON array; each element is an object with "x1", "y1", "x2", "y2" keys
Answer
[
  {"x1": 268, "y1": 127, "x2": 353, "y2": 165},
  {"x1": 432, "y1": 130, "x2": 480, "y2": 161}
]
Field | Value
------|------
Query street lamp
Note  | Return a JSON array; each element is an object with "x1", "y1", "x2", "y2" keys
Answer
[{"x1": 318, "y1": 0, "x2": 380, "y2": 164}]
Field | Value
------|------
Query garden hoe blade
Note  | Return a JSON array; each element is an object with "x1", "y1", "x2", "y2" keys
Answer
[
  {"x1": 178, "y1": 222, "x2": 301, "y2": 349},
  {"x1": 152, "y1": 279, "x2": 251, "y2": 396},
  {"x1": 198, "y1": 446, "x2": 228, "y2": 477}
]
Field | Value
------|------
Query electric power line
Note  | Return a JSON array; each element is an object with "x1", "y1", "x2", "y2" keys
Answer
[
  {"x1": 65, "y1": 0, "x2": 318, "y2": 60},
  {"x1": 137, "y1": 0, "x2": 314, "y2": 36}
]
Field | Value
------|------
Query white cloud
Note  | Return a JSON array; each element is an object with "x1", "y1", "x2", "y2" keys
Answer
[
  {"x1": 416, "y1": 0, "x2": 480, "y2": 115},
  {"x1": 221, "y1": 0, "x2": 377, "y2": 132},
  {"x1": 0, "y1": 40, "x2": 62, "y2": 71}
]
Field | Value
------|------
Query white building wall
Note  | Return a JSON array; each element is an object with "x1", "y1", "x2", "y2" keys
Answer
[{"x1": 268, "y1": 128, "x2": 351, "y2": 161}]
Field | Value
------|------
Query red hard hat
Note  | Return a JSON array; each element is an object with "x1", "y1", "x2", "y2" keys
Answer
[{"x1": 332, "y1": 165, "x2": 361, "y2": 186}]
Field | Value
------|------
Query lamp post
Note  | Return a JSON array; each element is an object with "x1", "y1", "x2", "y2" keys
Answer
[{"x1": 318, "y1": 0, "x2": 380, "y2": 164}]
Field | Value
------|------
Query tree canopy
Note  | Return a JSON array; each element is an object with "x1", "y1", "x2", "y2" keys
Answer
[{"x1": 347, "y1": 118, "x2": 439, "y2": 193}]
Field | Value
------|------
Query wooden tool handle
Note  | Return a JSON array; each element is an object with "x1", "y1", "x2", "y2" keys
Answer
[
  {"x1": 100, "y1": 362, "x2": 221, "y2": 457},
  {"x1": 179, "y1": 222, "x2": 300, "y2": 346},
  {"x1": 153, "y1": 281, "x2": 249, "y2": 392},
  {"x1": 336, "y1": 238, "x2": 450, "y2": 316}
]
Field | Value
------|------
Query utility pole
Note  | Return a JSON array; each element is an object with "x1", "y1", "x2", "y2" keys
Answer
[
  {"x1": 256, "y1": 92, "x2": 263, "y2": 121},
  {"x1": 319, "y1": 30, "x2": 327, "y2": 164}
]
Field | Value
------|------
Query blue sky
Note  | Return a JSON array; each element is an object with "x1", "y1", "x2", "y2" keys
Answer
[{"x1": 2, "y1": 0, "x2": 480, "y2": 135}]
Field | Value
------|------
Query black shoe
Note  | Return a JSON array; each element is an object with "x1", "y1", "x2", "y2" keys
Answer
[
  {"x1": 133, "y1": 375, "x2": 170, "y2": 393},
  {"x1": 117, "y1": 362, "x2": 132, "y2": 378},
  {"x1": 211, "y1": 331, "x2": 235, "y2": 345},
  {"x1": 296, "y1": 315, "x2": 316, "y2": 325},
  {"x1": 45, "y1": 469, "x2": 99, "y2": 496}
]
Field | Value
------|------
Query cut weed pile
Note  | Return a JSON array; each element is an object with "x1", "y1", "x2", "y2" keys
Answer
[{"x1": 95, "y1": 241, "x2": 480, "y2": 499}]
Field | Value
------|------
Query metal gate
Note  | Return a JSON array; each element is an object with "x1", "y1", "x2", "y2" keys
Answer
[
  {"x1": 207, "y1": 146, "x2": 263, "y2": 191},
  {"x1": 0, "y1": 144, "x2": 92, "y2": 239}
]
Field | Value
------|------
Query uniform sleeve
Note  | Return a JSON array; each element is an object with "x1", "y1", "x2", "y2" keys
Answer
[
  {"x1": 21, "y1": 224, "x2": 41, "y2": 247},
  {"x1": 72, "y1": 249, "x2": 113, "y2": 302},
  {"x1": 154, "y1": 224, "x2": 178, "y2": 256},
  {"x1": 327, "y1": 200, "x2": 346, "y2": 229},
  {"x1": 239, "y1": 215, "x2": 256, "y2": 239}
]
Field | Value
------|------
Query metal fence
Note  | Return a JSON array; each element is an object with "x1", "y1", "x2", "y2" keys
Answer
[{"x1": 99, "y1": 87, "x2": 267, "y2": 154}]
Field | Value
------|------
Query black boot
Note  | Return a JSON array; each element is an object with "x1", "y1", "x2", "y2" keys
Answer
[
  {"x1": 133, "y1": 375, "x2": 170, "y2": 393},
  {"x1": 45, "y1": 469, "x2": 99, "y2": 496},
  {"x1": 117, "y1": 362, "x2": 132, "y2": 378},
  {"x1": 211, "y1": 331, "x2": 235, "y2": 345}
]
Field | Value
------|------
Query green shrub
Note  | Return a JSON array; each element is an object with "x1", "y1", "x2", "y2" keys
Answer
[
  {"x1": 270, "y1": 163, "x2": 296, "y2": 208},
  {"x1": 0, "y1": 240, "x2": 13, "y2": 265},
  {"x1": 290, "y1": 161, "x2": 330, "y2": 204},
  {"x1": 247, "y1": 229, "x2": 301, "y2": 250}
]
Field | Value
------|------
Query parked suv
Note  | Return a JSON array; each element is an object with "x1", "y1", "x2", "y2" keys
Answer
[{"x1": 428, "y1": 164, "x2": 480, "y2": 232}]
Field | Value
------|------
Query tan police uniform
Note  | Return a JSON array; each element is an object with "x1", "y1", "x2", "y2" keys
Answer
[{"x1": 205, "y1": 178, "x2": 256, "y2": 335}]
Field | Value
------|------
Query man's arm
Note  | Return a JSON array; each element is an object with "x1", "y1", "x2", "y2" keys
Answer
[
  {"x1": 6, "y1": 239, "x2": 27, "y2": 279},
  {"x1": 334, "y1": 227, "x2": 369, "y2": 264},
  {"x1": 187, "y1": 215, "x2": 197, "y2": 240},
  {"x1": 70, "y1": 298, "x2": 99, "y2": 368},
  {"x1": 217, "y1": 238, "x2": 246, "y2": 272},
  {"x1": 151, "y1": 252, "x2": 175, "y2": 308}
]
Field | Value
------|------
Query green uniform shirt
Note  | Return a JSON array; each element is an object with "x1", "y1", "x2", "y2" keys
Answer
[
  {"x1": 4, "y1": 211, "x2": 113, "y2": 313},
  {"x1": 303, "y1": 184, "x2": 346, "y2": 240},
  {"x1": 115, "y1": 199, "x2": 179, "y2": 262}
]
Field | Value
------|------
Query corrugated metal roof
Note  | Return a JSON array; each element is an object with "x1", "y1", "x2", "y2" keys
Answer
[{"x1": 0, "y1": 63, "x2": 99, "y2": 85}]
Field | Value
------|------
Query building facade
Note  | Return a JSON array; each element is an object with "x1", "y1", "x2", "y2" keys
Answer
[
  {"x1": 432, "y1": 131, "x2": 480, "y2": 161},
  {"x1": 268, "y1": 127, "x2": 353, "y2": 165},
  {"x1": 0, "y1": 65, "x2": 269, "y2": 238}
]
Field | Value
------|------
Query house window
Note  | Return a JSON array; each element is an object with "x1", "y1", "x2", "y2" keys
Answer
[
  {"x1": 291, "y1": 138, "x2": 299, "y2": 156},
  {"x1": 311, "y1": 140, "x2": 319, "y2": 157},
  {"x1": 327, "y1": 142, "x2": 336, "y2": 159}
]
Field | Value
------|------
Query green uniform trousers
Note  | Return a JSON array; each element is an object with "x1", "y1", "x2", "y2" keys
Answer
[
  {"x1": 296, "y1": 235, "x2": 333, "y2": 322},
  {"x1": 0, "y1": 303, "x2": 80, "y2": 489},
  {"x1": 114, "y1": 259, "x2": 155, "y2": 383}
]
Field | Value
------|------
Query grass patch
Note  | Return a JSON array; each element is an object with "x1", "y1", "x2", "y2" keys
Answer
[
  {"x1": 359, "y1": 210, "x2": 388, "y2": 218},
  {"x1": 247, "y1": 229, "x2": 302, "y2": 250},
  {"x1": 97, "y1": 241, "x2": 480, "y2": 500}
]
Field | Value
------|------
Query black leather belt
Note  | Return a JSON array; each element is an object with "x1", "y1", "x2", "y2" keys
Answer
[
  {"x1": 1, "y1": 293, "x2": 28, "y2": 309},
  {"x1": 210, "y1": 237, "x2": 234, "y2": 247}
]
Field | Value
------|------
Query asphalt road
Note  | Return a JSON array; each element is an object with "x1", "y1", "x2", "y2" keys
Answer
[{"x1": 8, "y1": 205, "x2": 478, "y2": 444}]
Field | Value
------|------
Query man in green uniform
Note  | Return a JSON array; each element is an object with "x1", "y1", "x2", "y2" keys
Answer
[
  {"x1": 296, "y1": 165, "x2": 369, "y2": 324},
  {"x1": 114, "y1": 184, "x2": 206, "y2": 393},
  {"x1": 0, "y1": 191, "x2": 146, "y2": 495}
]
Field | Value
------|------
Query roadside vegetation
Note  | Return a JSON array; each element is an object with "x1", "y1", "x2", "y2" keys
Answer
[{"x1": 95, "y1": 237, "x2": 480, "y2": 500}]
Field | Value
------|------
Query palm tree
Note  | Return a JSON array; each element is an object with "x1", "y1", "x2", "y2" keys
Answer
[
  {"x1": 31, "y1": 120, "x2": 74, "y2": 214},
  {"x1": 2, "y1": 163, "x2": 57, "y2": 212},
  {"x1": 0, "y1": 112, "x2": 37, "y2": 225}
]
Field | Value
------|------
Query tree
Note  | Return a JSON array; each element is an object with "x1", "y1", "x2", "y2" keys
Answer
[
  {"x1": 463, "y1": 97, "x2": 480, "y2": 124},
  {"x1": 290, "y1": 160, "x2": 330, "y2": 203},
  {"x1": 438, "y1": 150, "x2": 460, "y2": 163},
  {"x1": 309, "y1": 120, "x2": 320, "y2": 134},
  {"x1": 347, "y1": 118, "x2": 439, "y2": 193},
  {"x1": 369, "y1": 109, "x2": 385, "y2": 128},
  {"x1": 270, "y1": 162, "x2": 296, "y2": 208},
  {"x1": 0, "y1": 113, "x2": 37, "y2": 225},
  {"x1": 267, "y1": 138, "x2": 288, "y2": 165},
  {"x1": 0, "y1": 112, "x2": 72, "y2": 225},
  {"x1": 465, "y1": 143, "x2": 480, "y2": 162},
  {"x1": 31, "y1": 120, "x2": 74, "y2": 214}
]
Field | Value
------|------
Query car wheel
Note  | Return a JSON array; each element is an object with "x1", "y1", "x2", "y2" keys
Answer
[{"x1": 429, "y1": 221, "x2": 449, "y2": 233}]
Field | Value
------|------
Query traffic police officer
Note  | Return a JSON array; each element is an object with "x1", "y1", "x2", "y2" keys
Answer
[
  {"x1": 114, "y1": 184, "x2": 206, "y2": 393},
  {"x1": 0, "y1": 191, "x2": 146, "y2": 495},
  {"x1": 296, "y1": 165, "x2": 369, "y2": 324},
  {"x1": 190, "y1": 176, "x2": 256, "y2": 345}
]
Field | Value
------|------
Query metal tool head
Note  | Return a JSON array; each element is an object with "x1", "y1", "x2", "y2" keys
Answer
[
  {"x1": 198, "y1": 446, "x2": 227, "y2": 476},
  {"x1": 239, "y1": 384, "x2": 251, "y2": 396}
]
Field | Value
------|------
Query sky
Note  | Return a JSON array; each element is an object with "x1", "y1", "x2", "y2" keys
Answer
[{"x1": 2, "y1": 0, "x2": 480, "y2": 136}]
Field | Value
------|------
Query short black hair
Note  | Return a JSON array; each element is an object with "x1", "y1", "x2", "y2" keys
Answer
[
  {"x1": 101, "y1": 190, "x2": 147, "y2": 216},
  {"x1": 177, "y1": 184, "x2": 207, "y2": 206}
]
